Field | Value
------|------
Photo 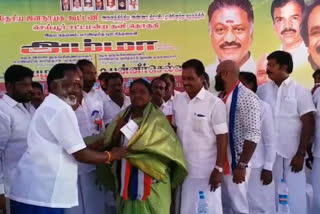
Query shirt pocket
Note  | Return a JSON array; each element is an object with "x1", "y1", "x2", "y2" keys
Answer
[
  {"x1": 191, "y1": 115, "x2": 208, "y2": 133},
  {"x1": 281, "y1": 97, "x2": 298, "y2": 117}
]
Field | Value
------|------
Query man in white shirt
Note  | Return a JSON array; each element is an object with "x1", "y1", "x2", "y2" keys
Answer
[
  {"x1": 173, "y1": 59, "x2": 228, "y2": 214},
  {"x1": 239, "y1": 72, "x2": 276, "y2": 214},
  {"x1": 206, "y1": 0, "x2": 256, "y2": 93},
  {"x1": 215, "y1": 60, "x2": 261, "y2": 214},
  {"x1": 83, "y1": 0, "x2": 94, "y2": 11},
  {"x1": 8, "y1": 63, "x2": 127, "y2": 214},
  {"x1": 256, "y1": 0, "x2": 313, "y2": 88},
  {"x1": 98, "y1": 72, "x2": 109, "y2": 95},
  {"x1": 271, "y1": 0, "x2": 308, "y2": 68},
  {"x1": 65, "y1": 65, "x2": 108, "y2": 214},
  {"x1": 312, "y1": 86, "x2": 320, "y2": 214},
  {"x1": 76, "y1": 59, "x2": 110, "y2": 126},
  {"x1": 106, "y1": 0, "x2": 116, "y2": 11},
  {"x1": 104, "y1": 72, "x2": 131, "y2": 125},
  {"x1": 257, "y1": 51, "x2": 315, "y2": 214},
  {"x1": 0, "y1": 65, "x2": 34, "y2": 209},
  {"x1": 151, "y1": 77, "x2": 172, "y2": 117}
]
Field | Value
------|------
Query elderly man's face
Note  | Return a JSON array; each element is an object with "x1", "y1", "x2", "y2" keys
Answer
[
  {"x1": 85, "y1": 1, "x2": 92, "y2": 7},
  {"x1": 307, "y1": 5, "x2": 320, "y2": 68},
  {"x1": 210, "y1": 6, "x2": 253, "y2": 65},
  {"x1": 273, "y1": 1, "x2": 303, "y2": 48}
]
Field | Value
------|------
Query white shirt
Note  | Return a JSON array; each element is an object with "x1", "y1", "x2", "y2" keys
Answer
[
  {"x1": 0, "y1": 94, "x2": 34, "y2": 195},
  {"x1": 313, "y1": 88, "x2": 320, "y2": 158},
  {"x1": 83, "y1": 6, "x2": 94, "y2": 11},
  {"x1": 160, "y1": 101, "x2": 172, "y2": 116},
  {"x1": 86, "y1": 88, "x2": 110, "y2": 126},
  {"x1": 9, "y1": 94, "x2": 86, "y2": 208},
  {"x1": 129, "y1": 4, "x2": 138, "y2": 10},
  {"x1": 104, "y1": 95, "x2": 131, "y2": 125},
  {"x1": 206, "y1": 54, "x2": 256, "y2": 93},
  {"x1": 106, "y1": 5, "x2": 117, "y2": 11},
  {"x1": 163, "y1": 91, "x2": 180, "y2": 112},
  {"x1": 257, "y1": 77, "x2": 316, "y2": 159},
  {"x1": 173, "y1": 88, "x2": 228, "y2": 179},
  {"x1": 280, "y1": 42, "x2": 308, "y2": 68},
  {"x1": 75, "y1": 92, "x2": 105, "y2": 175},
  {"x1": 250, "y1": 101, "x2": 276, "y2": 170},
  {"x1": 72, "y1": 7, "x2": 82, "y2": 11}
]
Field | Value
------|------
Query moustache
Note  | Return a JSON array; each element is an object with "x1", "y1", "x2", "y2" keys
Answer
[
  {"x1": 281, "y1": 28, "x2": 296, "y2": 35},
  {"x1": 220, "y1": 41, "x2": 241, "y2": 49},
  {"x1": 317, "y1": 45, "x2": 320, "y2": 54}
]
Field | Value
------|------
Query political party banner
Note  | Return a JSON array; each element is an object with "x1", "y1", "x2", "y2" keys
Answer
[{"x1": 0, "y1": 0, "x2": 319, "y2": 94}]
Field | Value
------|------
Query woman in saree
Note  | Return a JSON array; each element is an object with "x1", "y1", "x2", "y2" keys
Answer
[{"x1": 96, "y1": 78, "x2": 187, "y2": 214}]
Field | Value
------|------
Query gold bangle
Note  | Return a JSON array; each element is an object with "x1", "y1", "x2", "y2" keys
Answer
[{"x1": 105, "y1": 151, "x2": 112, "y2": 164}]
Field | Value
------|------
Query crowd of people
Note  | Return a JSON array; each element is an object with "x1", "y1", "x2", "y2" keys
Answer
[
  {"x1": 0, "y1": 50, "x2": 319, "y2": 214},
  {"x1": 1, "y1": 0, "x2": 320, "y2": 212}
]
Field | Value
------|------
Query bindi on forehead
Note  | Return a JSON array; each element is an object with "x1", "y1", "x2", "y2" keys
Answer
[{"x1": 211, "y1": 7, "x2": 250, "y2": 28}]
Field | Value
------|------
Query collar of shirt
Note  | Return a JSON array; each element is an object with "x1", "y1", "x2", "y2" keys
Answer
[
  {"x1": 183, "y1": 87, "x2": 206, "y2": 102},
  {"x1": 106, "y1": 94, "x2": 130, "y2": 106},
  {"x1": 2, "y1": 94, "x2": 18, "y2": 107},
  {"x1": 213, "y1": 52, "x2": 256, "y2": 72},
  {"x1": 2, "y1": 94, "x2": 34, "y2": 114},
  {"x1": 280, "y1": 42, "x2": 308, "y2": 56},
  {"x1": 271, "y1": 76, "x2": 292, "y2": 89}
]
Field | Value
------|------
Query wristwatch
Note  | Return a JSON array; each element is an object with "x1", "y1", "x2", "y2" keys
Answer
[
  {"x1": 215, "y1": 165, "x2": 223, "y2": 173},
  {"x1": 237, "y1": 162, "x2": 248, "y2": 169}
]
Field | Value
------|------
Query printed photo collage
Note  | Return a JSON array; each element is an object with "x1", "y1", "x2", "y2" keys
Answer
[{"x1": 61, "y1": 0, "x2": 139, "y2": 12}]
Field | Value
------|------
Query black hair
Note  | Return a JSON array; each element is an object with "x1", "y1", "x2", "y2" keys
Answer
[
  {"x1": 4, "y1": 65, "x2": 34, "y2": 86},
  {"x1": 313, "y1": 69, "x2": 320, "y2": 79},
  {"x1": 239, "y1": 72, "x2": 258, "y2": 93},
  {"x1": 107, "y1": 72, "x2": 123, "y2": 84},
  {"x1": 32, "y1": 82, "x2": 44, "y2": 93},
  {"x1": 267, "y1": 51, "x2": 294, "y2": 74},
  {"x1": 98, "y1": 72, "x2": 109, "y2": 81},
  {"x1": 160, "y1": 73, "x2": 176, "y2": 84},
  {"x1": 130, "y1": 78, "x2": 152, "y2": 94},
  {"x1": 203, "y1": 72, "x2": 210, "y2": 86},
  {"x1": 271, "y1": 0, "x2": 305, "y2": 21},
  {"x1": 182, "y1": 59, "x2": 206, "y2": 77},
  {"x1": 208, "y1": 0, "x2": 254, "y2": 24},
  {"x1": 47, "y1": 63, "x2": 78, "y2": 92},
  {"x1": 76, "y1": 59, "x2": 94, "y2": 72},
  {"x1": 301, "y1": 1, "x2": 320, "y2": 46},
  {"x1": 151, "y1": 77, "x2": 167, "y2": 88}
]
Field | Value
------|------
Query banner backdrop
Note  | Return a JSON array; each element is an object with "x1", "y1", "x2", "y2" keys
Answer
[{"x1": 0, "y1": 0, "x2": 319, "y2": 94}]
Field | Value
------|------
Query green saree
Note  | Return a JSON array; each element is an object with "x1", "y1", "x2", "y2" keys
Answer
[{"x1": 96, "y1": 103, "x2": 187, "y2": 214}]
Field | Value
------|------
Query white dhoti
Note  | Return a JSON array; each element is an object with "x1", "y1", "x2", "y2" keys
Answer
[
  {"x1": 65, "y1": 170, "x2": 114, "y2": 214},
  {"x1": 221, "y1": 168, "x2": 251, "y2": 214},
  {"x1": 248, "y1": 167, "x2": 276, "y2": 214},
  {"x1": 312, "y1": 157, "x2": 320, "y2": 214},
  {"x1": 273, "y1": 155, "x2": 307, "y2": 214},
  {"x1": 180, "y1": 176, "x2": 223, "y2": 214}
]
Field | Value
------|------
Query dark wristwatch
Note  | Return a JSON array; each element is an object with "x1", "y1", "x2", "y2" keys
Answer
[{"x1": 237, "y1": 162, "x2": 248, "y2": 169}]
